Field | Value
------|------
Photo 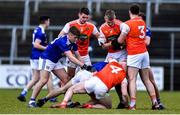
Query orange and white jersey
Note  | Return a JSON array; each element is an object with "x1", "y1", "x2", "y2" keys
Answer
[
  {"x1": 94, "y1": 60, "x2": 126, "y2": 90},
  {"x1": 62, "y1": 19, "x2": 99, "y2": 56},
  {"x1": 99, "y1": 19, "x2": 122, "y2": 53},
  {"x1": 121, "y1": 17, "x2": 147, "y2": 55}
]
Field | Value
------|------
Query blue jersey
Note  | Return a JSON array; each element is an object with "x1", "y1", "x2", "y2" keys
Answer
[
  {"x1": 146, "y1": 27, "x2": 152, "y2": 38},
  {"x1": 92, "y1": 62, "x2": 108, "y2": 72},
  {"x1": 41, "y1": 35, "x2": 78, "y2": 63},
  {"x1": 30, "y1": 25, "x2": 47, "y2": 59}
]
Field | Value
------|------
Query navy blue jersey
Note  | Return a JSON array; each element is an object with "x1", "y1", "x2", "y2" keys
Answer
[
  {"x1": 30, "y1": 26, "x2": 47, "y2": 59},
  {"x1": 41, "y1": 35, "x2": 78, "y2": 63},
  {"x1": 92, "y1": 62, "x2": 108, "y2": 72},
  {"x1": 146, "y1": 27, "x2": 152, "y2": 38}
]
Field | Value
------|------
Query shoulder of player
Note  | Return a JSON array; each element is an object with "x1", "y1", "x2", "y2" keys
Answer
[
  {"x1": 114, "y1": 19, "x2": 123, "y2": 25},
  {"x1": 99, "y1": 23, "x2": 107, "y2": 30},
  {"x1": 67, "y1": 19, "x2": 78, "y2": 25},
  {"x1": 86, "y1": 22, "x2": 96, "y2": 28}
]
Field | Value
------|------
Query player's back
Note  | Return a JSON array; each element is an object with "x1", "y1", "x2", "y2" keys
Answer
[
  {"x1": 125, "y1": 17, "x2": 147, "y2": 55},
  {"x1": 94, "y1": 61, "x2": 126, "y2": 90}
]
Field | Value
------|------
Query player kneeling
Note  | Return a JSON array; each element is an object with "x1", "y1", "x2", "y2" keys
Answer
[{"x1": 52, "y1": 58, "x2": 127, "y2": 109}]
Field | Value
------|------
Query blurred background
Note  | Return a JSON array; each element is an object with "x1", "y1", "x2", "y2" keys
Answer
[{"x1": 0, "y1": 0, "x2": 180, "y2": 91}]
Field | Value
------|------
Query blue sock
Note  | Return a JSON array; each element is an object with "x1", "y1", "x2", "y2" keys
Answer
[{"x1": 20, "y1": 88, "x2": 28, "y2": 96}]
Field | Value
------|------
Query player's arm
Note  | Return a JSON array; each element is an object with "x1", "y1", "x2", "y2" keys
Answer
[
  {"x1": 33, "y1": 39, "x2": 47, "y2": 50},
  {"x1": 74, "y1": 51, "x2": 83, "y2": 63},
  {"x1": 145, "y1": 36, "x2": 151, "y2": 46},
  {"x1": 64, "y1": 51, "x2": 84, "y2": 67},
  {"x1": 117, "y1": 23, "x2": 129, "y2": 44},
  {"x1": 145, "y1": 28, "x2": 152, "y2": 46},
  {"x1": 58, "y1": 23, "x2": 70, "y2": 37}
]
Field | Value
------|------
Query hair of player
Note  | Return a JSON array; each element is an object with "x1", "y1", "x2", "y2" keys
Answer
[
  {"x1": 79, "y1": 7, "x2": 90, "y2": 15},
  {"x1": 105, "y1": 9, "x2": 116, "y2": 21},
  {"x1": 129, "y1": 4, "x2": 140, "y2": 15},
  {"x1": 69, "y1": 26, "x2": 80, "y2": 36},
  {"x1": 39, "y1": 16, "x2": 50, "y2": 24},
  {"x1": 139, "y1": 12, "x2": 146, "y2": 21}
]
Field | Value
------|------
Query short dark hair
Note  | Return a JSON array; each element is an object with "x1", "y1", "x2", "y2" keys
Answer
[
  {"x1": 139, "y1": 12, "x2": 146, "y2": 21},
  {"x1": 105, "y1": 9, "x2": 116, "y2": 20},
  {"x1": 79, "y1": 7, "x2": 90, "y2": 15},
  {"x1": 69, "y1": 26, "x2": 80, "y2": 36},
  {"x1": 129, "y1": 4, "x2": 140, "y2": 15},
  {"x1": 39, "y1": 16, "x2": 50, "y2": 24}
]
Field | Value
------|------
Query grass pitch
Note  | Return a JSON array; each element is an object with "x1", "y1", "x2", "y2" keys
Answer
[{"x1": 0, "y1": 89, "x2": 180, "y2": 114}]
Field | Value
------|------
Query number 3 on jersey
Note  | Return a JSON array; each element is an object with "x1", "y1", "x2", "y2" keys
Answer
[
  {"x1": 138, "y1": 26, "x2": 145, "y2": 39},
  {"x1": 110, "y1": 65, "x2": 122, "y2": 74}
]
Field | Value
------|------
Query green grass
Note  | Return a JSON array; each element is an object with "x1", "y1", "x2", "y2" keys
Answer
[{"x1": 0, "y1": 89, "x2": 180, "y2": 114}]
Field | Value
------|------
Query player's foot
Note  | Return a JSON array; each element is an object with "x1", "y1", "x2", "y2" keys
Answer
[
  {"x1": 28, "y1": 102, "x2": 38, "y2": 108},
  {"x1": 128, "y1": 105, "x2": 136, "y2": 110},
  {"x1": 37, "y1": 98, "x2": 47, "y2": 107},
  {"x1": 152, "y1": 103, "x2": 163, "y2": 110},
  {"x1": 49, "y1": 97, "x2": 58, "y2": 102},
  {"x1": 67, "y1": 102, "x2": 81, "y2": 108},
  {"x1": 116, "y1": 103, "x2": 128, "y2": 109},
  {"x1": 159, "y1": 103, "x2": 165, "y2": 110},
  {"x1": 81, "y1": 103, "x2": 93, "y2": 108},
  {"x1": 50, "y1": 102, "x2": 67, "y2": 108},
  {"x1": 17, "y1": 95, "x2": 26, "y2": 102}
]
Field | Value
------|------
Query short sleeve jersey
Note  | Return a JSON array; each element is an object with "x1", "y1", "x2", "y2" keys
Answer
[
  {"x1": 94, "y1": 61, "x2": 126, "y2": 90},
  {"x1": 100, "y1": 19, "x2": 122, "y2": 53},
  {"x1": 122, "y1": 17, "x2": 147, "y2": 55},
  {"x1": 41, "y1": 35, "x2": 78, "y2": 63},
  {"x1": 62, "y1": 20, "x2": 99, "y2": 56},
  {"x1": 30, "y1": 25, "x2": 47, "y2": 59}
]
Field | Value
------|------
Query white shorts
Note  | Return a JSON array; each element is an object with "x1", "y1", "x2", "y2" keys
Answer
[
  {"x1": 39, "y1": 58, "x2": 64, "y2": 72},
  {"x1": 127, "y1": 51, "x2": 150, "y2": 69},
  {"x1": 105, "y1": 49, "x2": 127, "y2": 62},
  {"x1": 30, "y1": 59, "x2": 40, "y2": 70},
  {"x1": 66, "y1": 54, "x2": 92, "y2": 68},
  {"x1": 71, "y1": 70, "x2": 93, "y2": 85},
  {"x1": 84, "y1": 77, "x2": 108, "y2": 99}
]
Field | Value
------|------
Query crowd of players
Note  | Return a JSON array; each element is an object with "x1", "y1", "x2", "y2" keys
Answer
[{"x1": 17, "y1": 4, "x2": 165, "y2": 110}]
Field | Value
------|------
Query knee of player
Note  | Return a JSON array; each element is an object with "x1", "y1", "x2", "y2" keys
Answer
[{"x1": 106, "y1": 103, "x2": 112, "y2": 109}]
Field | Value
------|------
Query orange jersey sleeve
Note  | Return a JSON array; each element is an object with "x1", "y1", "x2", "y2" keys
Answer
[
  {"x1": 69, "y1": 20, "x2": 95, "y2": 56},
  {"x1": 100, "y1": 19, "x2": 122, "y2": 53},
  {"x1": 125, "y1": 17, "x2": 147, "y2": 55},
  {"x1": 94, "y1": 61, "x2": 126, "y2": 90}
]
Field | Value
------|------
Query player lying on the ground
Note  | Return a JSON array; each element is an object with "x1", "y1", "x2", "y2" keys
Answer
[
  {"x1": 50, "y1": 58, "x2": 127, "y2": 109},
  {"x1": 36, "y1": 61, "x2": 108, "y2": 107}
]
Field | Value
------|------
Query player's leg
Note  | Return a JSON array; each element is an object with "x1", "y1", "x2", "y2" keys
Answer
[
  {"x1": 51, "y1": 81, "x2": 86, "y2": 108},
  {"x1": 139, "y1": 52, "x2": 162, "y2": 109},
  {"x1": 37, "y1": 80, "x2": 73, "y2": 107},
  {"x1": 17, "y1": 60, "x2": 40, "y2": 102},
  {"x1": 139, "y1": 68, "x2": 159, "y2": 109},
  {"x1": 148, "y1": 68, "x2": 165, "y2": 109},
  {"x1": 47, "y1": 74, "x2": 57, "y2": 102},
  {"x1": 120, "y1": 79, "x2": 129, "y2": 108},
  {"x1": 28, "y1": 70, "x2": 50, "y2": 107},
  {"x1": 127, "y1": 66, "x2": 139, "y2": 110},
  {"x1": 17, "y1": 69, "x2": 40, "y2": 102},
  {"x1": 28, "y1": 58, "x2": 54, "y2": 107},
  {"x1": 93, "y1": 95, "x2": 112, "y2": 109}
]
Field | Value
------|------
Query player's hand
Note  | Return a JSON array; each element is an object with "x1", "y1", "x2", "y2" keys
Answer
[
  {"x1": 98, "y1": 38, "x2": 106, "y2": 46},
  {"x1": 111, "y1": 39, "x2": 126, "y2": 50},
  {"x1": 81, "y1": 64, "x2": 92, "y2": 71}
]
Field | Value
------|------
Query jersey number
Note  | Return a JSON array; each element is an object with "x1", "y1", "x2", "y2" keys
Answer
[
  {"x1": 110, "y1": 65, "x2": 122, "y2": 74},
  {"x1": 138, "y1": 26, "x2": 145, "y2": 39}
]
